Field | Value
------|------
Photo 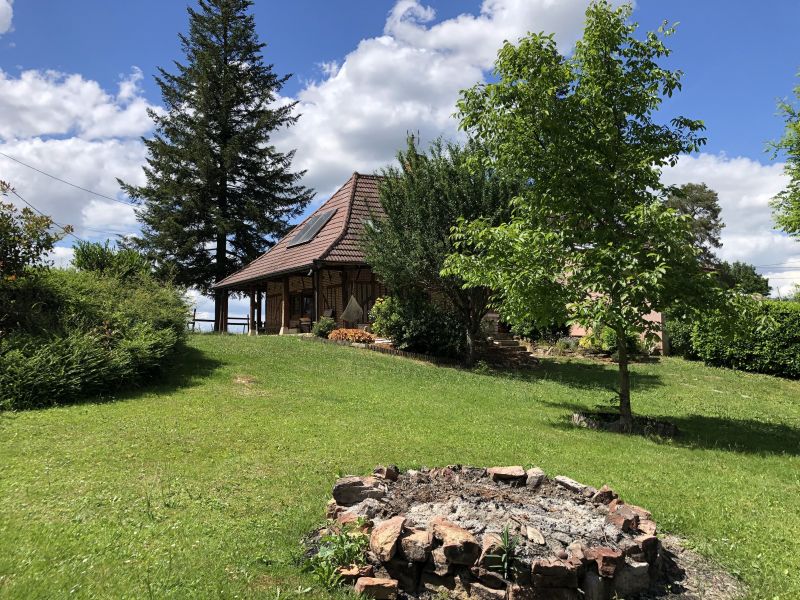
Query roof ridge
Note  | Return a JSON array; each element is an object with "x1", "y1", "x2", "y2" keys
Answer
[{"x1": 319, "y1": 172, "x2": 359, "y2": 261}]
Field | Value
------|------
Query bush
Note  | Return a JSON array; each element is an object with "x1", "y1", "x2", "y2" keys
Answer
[
  {"x1": 311, "y1": 315, "x2": 336, "y2": 338},
  {"x1": 689, "y1": 300, "x2": 800, "y2": 378},
  {"x1": 328, "y1": 328, "x2": 375, "y2": 344},
  {"x1": 665, "y1": 316, "x2": 696, "y2": 359},
  {"x1": 578, "y1": 327, "x2": 643, "y2": 355},
  {"x1": 0, "y1": 268, "x2": 188, "y2": 410},
  {"x1": 369, "y1": 296, "x2": 464, "y2": 358}
]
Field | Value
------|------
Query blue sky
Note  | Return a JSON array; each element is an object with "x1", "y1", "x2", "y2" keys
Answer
[{"x1": 1, "y1": 0, "x2": 799, "y2": 313}]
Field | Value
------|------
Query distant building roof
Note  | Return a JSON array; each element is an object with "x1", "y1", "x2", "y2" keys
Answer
[{"x1": 215, "y1": 173, "x2": 383, "y2": 288}]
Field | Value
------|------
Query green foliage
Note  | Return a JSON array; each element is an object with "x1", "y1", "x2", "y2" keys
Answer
[
  {"x1": 486, "y1": 525, "x2": 519, "y2": 581},
  {"x1": 0, "y1": 185, "x2": 71, "y2": 280},
  {"x1": 444, "y1": 0, "x2": 717, "y2": 426},
  {"x1": 715, "y1": 260, "x2": 771, "y2": 296},
  {"x1": 73, "y1": 240, "x2": 151, "y2": 281},
  {"x1": 363, "y1": 136, "x2": 521, "y2": 363},
  {"x1": 687, "y1": 299, "x2": 800, "y2": 379},
  {"x1": 581, "y1": 327, "x2": 643, "y2": 355},
  {"x1": 120, "y1": 0, "x2": 312, "y2": 296},
  {"x1": 664, "y1": 183, "x2": 724, "y2": 266},
  {"x1": 771, "y1": 76, "x2": 800, "y2": 238},
  {"x1": 0, "y1": 269, "x2": 188, "y2": 410},
  {"x1": 664, "y1": 316, "x2": 697, "y2": 359},
  {"x1": 311, "y1": 315, "x2": 336, "y2": 338},
  {"x1": 369, "y1": 295, "x2": 464, "y2": 358},
  {"x1": 308, "y1": 523, "x2": 369, "y2": 591}
]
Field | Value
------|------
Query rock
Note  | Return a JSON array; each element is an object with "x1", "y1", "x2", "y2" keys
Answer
[
  {"x1": 608, "y1": 498, "x2": 624, "y2": 512},
  {"x1": 487, "y1": 466, "x2": 526, "y2": 483},
  {"x1": 634, "y1": 534, "x2": 659, "y2": 564},
  {"x1": 374, "y1": 465, "x2": 400, "y2": 481},
  {"x1": 429, "y1": 516, "x2": 481, "y2": 565},
  {"x1": 370, "y1": 516, "x2": 406, "y2": 562},
  {"x1": 526, "y1": 526, "x2": 545, "y2": 545},
  {"x1": 420, "y1": 572, "x2": 458, "y2": 595},
  {"x1": 566, "y1": 541, "x2": 585, "y2": 563},
  {"x1": 400, "y1": 528, "x2": 433, "y2": 562},
  {"x1": 614, "y1": 560, "x2": 650, "y2": 597},
  {"x1": 531, "y1": 558, "x2": 579, "y2": 588},
  {"x1": 425, "y1": 546, "x2": 452, "y2": 576},
  {"x1": 591, "y1": 485, "x2": 618, "y2": 505},
  {"x1": 336, "y1": 511, "x2": 372, "y2": 530},
  {"x1": 384, "y1": 557, "x2": 421, "y2": 592},
  {"x1": 468, "y1": 581, "x2": 506, "y2": 599},
  {"x1": 354, "y1": 576, "x2": 399, "y2": 599},
  {"x1": 627, "y1": 504, "x2": 652, "y2": 520},
  {"x1": 606, "y1": 504, "x2": 639, "y2": 532},
  {"x1": 507, "y1": 584, "x2": 537, "y2": 600},
  {"x1": 584, "y1": 547, "x2": 623, "y2": 578},
  {"x1": 477, "y1": 532, "x2": 503, "y2": 568},
  {"x1": 338, "y1": 563, "x2": 374, "y2": 581},
  {"x1": 325, "y1": 498, "x2": 342, "y2": 519},
  {"x1": 638, "y1": 518, "x2": 657, "y2": 536},
  {"x1": 473, "y1": 566, "x2": 507, "y2": 589},
  {"x1": 526, "y1": 467, "x2": 546, "y2": 489},
  {"x1": 553, "y1": 476, "x2": 588, "y2": 495},
  {"x1": 333, "y1": 476, "x2": 386, "y2": 506},
  {"x1": 581, "y1": 571, "x2": 614, "y2": 600}
]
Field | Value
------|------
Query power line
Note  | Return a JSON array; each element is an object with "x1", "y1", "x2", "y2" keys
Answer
[
  {"x1": 11, "y1": 189, "x2": 85, "y2": 243},
  {"x1": 0, "y1": 151, "x2": 135, "y2": 206}
]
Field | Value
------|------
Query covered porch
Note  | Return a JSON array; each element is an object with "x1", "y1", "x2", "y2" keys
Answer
[{"x1": 221, "y1": 264, "x2": 386, "y2": 335}]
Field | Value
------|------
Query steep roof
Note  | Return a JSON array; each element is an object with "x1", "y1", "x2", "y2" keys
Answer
[{"x1": 216, "y1": 173, "x2": 384, "y2": 289}]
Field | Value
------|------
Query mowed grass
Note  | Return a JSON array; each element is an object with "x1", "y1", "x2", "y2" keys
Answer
[{"x1": 1, "y1": 335, "x2": 799, "y2": 599}]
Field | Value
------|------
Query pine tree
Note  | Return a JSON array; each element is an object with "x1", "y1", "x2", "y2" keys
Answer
[{"x1": 120, "y1": 0, "x2": 312, "y2": 329}]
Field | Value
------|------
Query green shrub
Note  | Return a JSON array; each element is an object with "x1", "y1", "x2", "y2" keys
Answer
[
  {"x1": 664, "y1": 316, "x2": 696, "y2": 359},
  {"x1": 369, "y1": 296, "x2": 464, "y2": 358},
  {"x1": 311, "y1": 315, "x2": 336, "y2": 338},
  {"x1": 579, "y1": 327, "x2": 642, "y2": 355},
  {"x1": 0, "y1": 269, "x2": 188, "y2": 410},
  {"x1": 690, "y1": 299, "x2": 800, "y2": 378}
]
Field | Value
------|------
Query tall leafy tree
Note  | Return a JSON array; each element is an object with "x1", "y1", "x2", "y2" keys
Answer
[
  {"x1": 120, "y1": 0, "x2": 312, "y2": 329},
  {"x1": 444, "y1": 1, "x2": 716, "y2": 430},
  {"x1": 364, "y1": 137, "x2": 521, "y2": 365},
  {"x1": 716, "y1": 260, "x2": 770, "y2": 296},
  {"x1": 665, "y1": 182, "x2": 723, "y2": 265},
  {"x1": 771, "y1": 76, "x2": 800, "y2": 237}
]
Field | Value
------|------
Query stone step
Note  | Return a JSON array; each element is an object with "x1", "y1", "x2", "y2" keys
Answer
[{"x1": 493, "y1": 339, "x2": 522, "y2": 347}]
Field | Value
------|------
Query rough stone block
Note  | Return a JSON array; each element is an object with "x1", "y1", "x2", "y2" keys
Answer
[
  {"x1": 370, "y1": 516, "x2": 406, "y2": 562},
  {"x1": 354, "y1": 576, "x2": 398, "y2": 599},
  {"x1": 333, "y1": 476, "x2": 386, "y2": 506},
  {"x1": 584, "y1": 547, "x2": 623, "y2": 578},
  {"x1": 553, "y1": 476, "x2": 588, "y2": 494},
  {"x1": 429, "y1": 515, "x2": 481, "y2": 565},
  {"x1": 614, "y1": 560, "x2": 650, "y2": 597},
  {"x1": 531, "y1": 558, "x2": 579, "y2": 588},
  {"x1": 487, "y1": 466, "x2": 526, "y2": 483},
  {"x1": 400, "y1": 528, "x2": 433, "y2": 563},
  {"x1": 526, "y1": 467, "x2": 546, "y2": 489}
]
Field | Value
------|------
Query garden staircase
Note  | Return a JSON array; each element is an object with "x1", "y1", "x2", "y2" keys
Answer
[{"x1": 479, "y1": 332, "x2": 539, "y2": 368}]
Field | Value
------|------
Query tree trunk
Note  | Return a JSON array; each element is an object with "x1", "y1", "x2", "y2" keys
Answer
[
  {"x1": 616, "y1": 326, "x2": 633, "y2": 432},
  {"x1": 465, "y1": 329, "x2": 475, "y2": 368}
]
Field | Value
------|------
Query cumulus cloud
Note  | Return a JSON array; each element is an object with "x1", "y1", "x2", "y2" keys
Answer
[
  {"x1": 0, "y1": 67, "x2": 157, "y2": 140},
  {"x1": 662, "y1": 153, "x2": 800, "y2": 295},
  {"x1": 0, "y1": 0, "x2": 12, "y2": 35},
  {"x1": 276, "y1": 0, "x2": 617, "y2": 197}
]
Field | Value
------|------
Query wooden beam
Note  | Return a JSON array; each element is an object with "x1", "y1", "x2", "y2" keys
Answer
[
  {"x1": 256, "y1": 289, "x2": 263, "y2": 334},
  {"x1": 248, "y1": 290, "x2": 256, "y2": 336},
  {"x1": 280, "y1": 275, "x2": 290, "y2": 334},
  {"x1": 313, "y1": 268, "x2": 320, "y2": 323}
]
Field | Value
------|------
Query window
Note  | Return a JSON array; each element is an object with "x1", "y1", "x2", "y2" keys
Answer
[{"x1": 287, "y1": 209, "x2": 337, "y2": 247}]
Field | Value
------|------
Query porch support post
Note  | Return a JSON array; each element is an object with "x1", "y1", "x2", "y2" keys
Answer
[
  {"x1": 256, "y1": 289, "x2": 263, "y2": 334},
  {"x1": 248, "y1": 289, "x2": 256, "y2": 336},
  {"x1": 220, "y1": 290, "x2": 229, "y2": 334},
  {"x1": 280, "y1": 275, "x2": 290, "y2": 335},
  {"x1": 313, "y1": 265, "x2": 320, "y2": 323}
]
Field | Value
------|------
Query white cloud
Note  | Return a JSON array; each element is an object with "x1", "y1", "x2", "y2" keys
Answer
[
  {"x1": 275, "y1": 0, "x2": 616, "y2": 197},
  {"x1": 0, "y1": 68, "x2": 157, "y2": 140},
  {"x1": 0, "y1": 0, "x2": 12, "y2": 35},
  {"x1": 662, "y1": 153, "x2": 800, "y2": 295},
  {"x1": 47, "y1": 246, "x2": 74, "y2": 269}
]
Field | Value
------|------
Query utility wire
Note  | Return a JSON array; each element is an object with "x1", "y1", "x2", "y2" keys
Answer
[
  {"x1": 0, "y1": 151, "x2": 135, "y2": 206},
  {"x1": 11, "y1": 189, "x2": 85, "y2": 243}
]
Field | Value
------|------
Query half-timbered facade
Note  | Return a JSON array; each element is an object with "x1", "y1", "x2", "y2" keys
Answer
[{"x1": 214, "y1": 173, "x2": 387, "y2": 334}]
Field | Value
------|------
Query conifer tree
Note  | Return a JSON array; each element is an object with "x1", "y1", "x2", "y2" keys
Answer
[{"x1": 120, "y1": 0, "x2": 312, "y2": 329}]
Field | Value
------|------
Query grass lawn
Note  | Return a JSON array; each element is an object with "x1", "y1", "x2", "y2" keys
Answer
[{"x1": 1, "y1": 335, "x2": 799, "y2": 599}]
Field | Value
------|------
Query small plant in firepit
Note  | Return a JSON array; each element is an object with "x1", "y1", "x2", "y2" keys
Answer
[
  {"x1": 486, "y1": 524, "x2": 520, "y2": 581},
  {"x1": 307, "y1": 521, "x2": 369, "y2": 591}
]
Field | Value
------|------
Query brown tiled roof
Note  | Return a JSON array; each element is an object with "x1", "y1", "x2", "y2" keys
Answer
[{"x1": 215, "y1": 173, "x2": 384, "y2": 288}]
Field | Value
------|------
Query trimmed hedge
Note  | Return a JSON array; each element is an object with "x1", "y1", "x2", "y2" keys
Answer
[
  {"x1": 669, "y1": 300, "x2": 800, "y2": 379},
  {"x1": 0, "y1": 269, "x2": 188, "y2": 410}
]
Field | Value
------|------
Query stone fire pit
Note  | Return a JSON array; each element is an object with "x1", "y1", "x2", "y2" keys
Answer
[{"x1": 311, "y1": 465, "x2": 741, "y2": 600}]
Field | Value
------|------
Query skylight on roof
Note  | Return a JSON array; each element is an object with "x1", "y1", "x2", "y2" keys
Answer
[{"x1": 287, "y1": 208, "x2": 337, "y2": 247}]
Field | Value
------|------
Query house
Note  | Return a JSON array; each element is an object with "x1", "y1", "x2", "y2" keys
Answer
[{"x1": 214, "y1": 173, "x2": 387, "y2": 334}]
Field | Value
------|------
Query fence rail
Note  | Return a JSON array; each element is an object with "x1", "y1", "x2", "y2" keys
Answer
[{"x1": 187, "y1": 309, "x2": 251, "y2": 333}]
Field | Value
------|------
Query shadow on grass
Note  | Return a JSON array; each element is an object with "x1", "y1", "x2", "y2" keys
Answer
[
  {"x1": 478, "y1": 357, "x2": 663, "y2": 394},
  {"x1": 544, "y1": 398, "x2": 800, "y2": 457}
]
